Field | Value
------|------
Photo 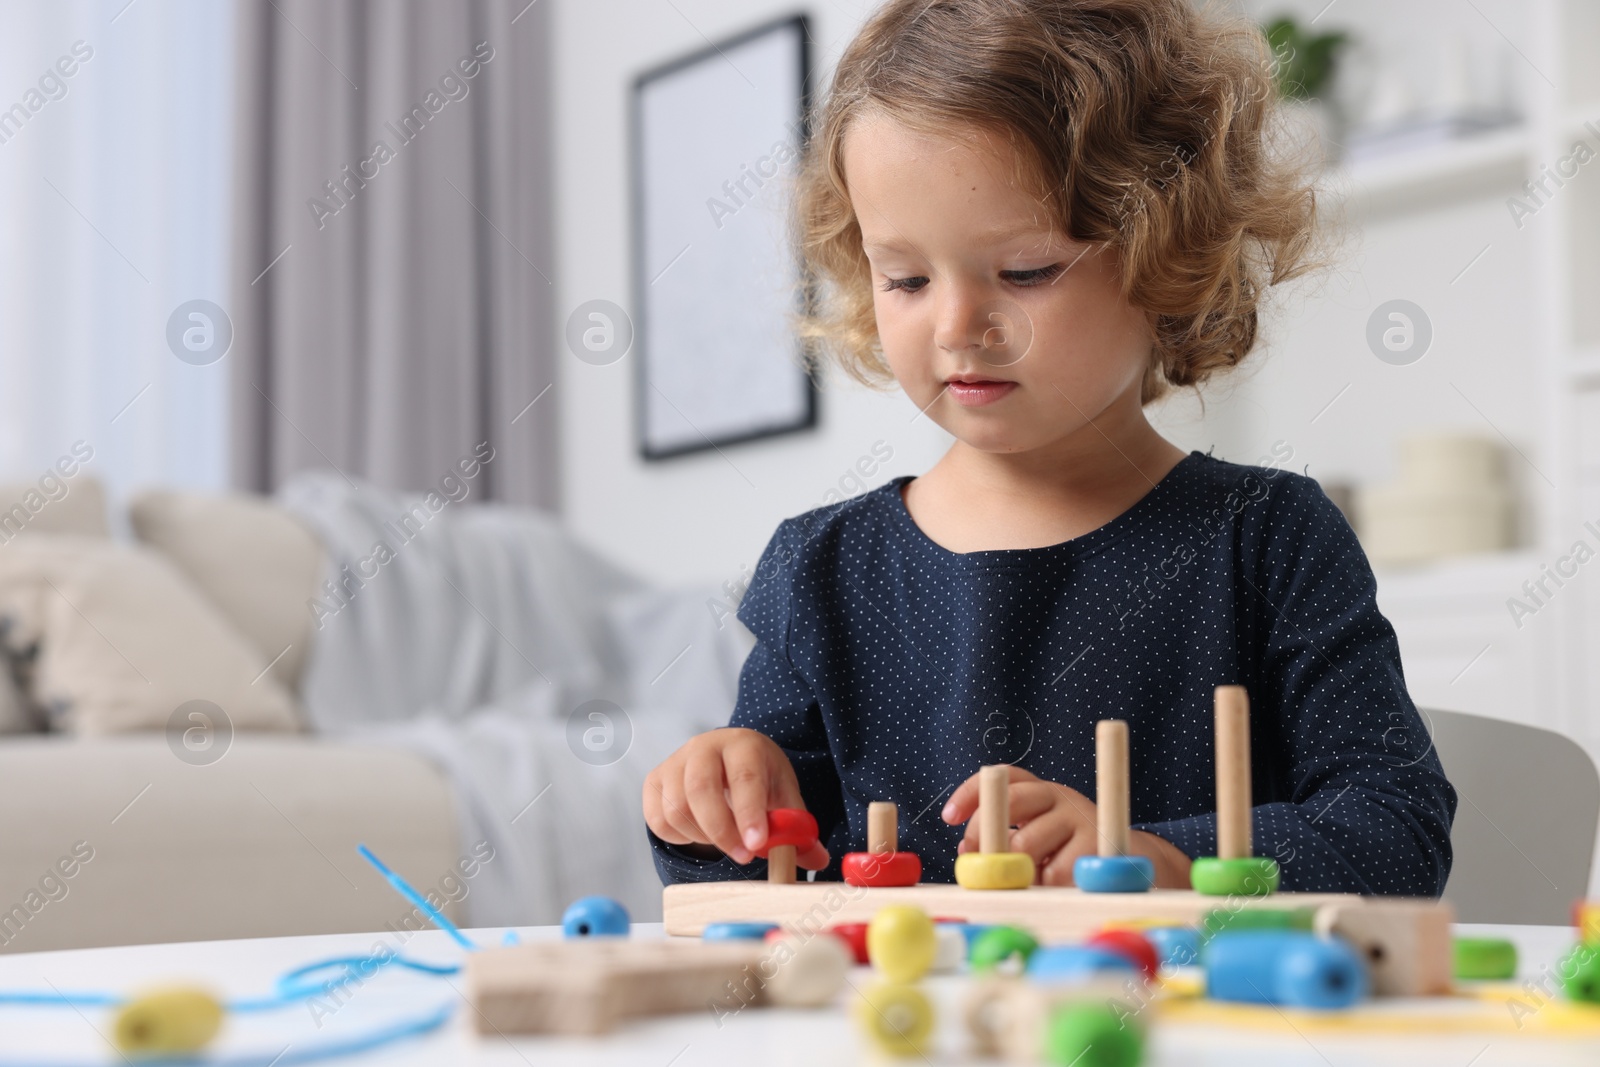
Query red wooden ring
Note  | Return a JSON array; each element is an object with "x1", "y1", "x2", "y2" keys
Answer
[
  {"x1": 841, "y1": 851, "x2": 921, "y2": 887},
  {"x1": 1087, "y1": 928, "x2": 1159, "y2": 980},
  {"x1": 756, "y1": 808, "x2": 819, "y2": 856},
  {"x1": 829, "y1": 922, "x2": 870, "y2": 964}
]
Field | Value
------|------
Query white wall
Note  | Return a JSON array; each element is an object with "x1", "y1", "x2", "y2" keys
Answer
[{"x1": 551, "y1": 0, "x2": 1253, "y2": 588}]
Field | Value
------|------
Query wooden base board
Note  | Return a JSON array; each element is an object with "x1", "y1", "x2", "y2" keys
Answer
[{"x1": 663, "y1": 882, "x2": 1366, "y2": 942}]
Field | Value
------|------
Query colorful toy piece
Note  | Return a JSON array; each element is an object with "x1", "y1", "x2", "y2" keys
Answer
[
  {"x1": 844, "y1": 801, "x2": 922, "y2": 887},
  {"x1": 1204, "y1": 930, "x2": 1367, "y2": 1009},
  {"x1": 1042, "y1": 1001, "x2": 1145, "y2": 1067},
  {"x1": 762, "y1": 931, "x2": 851, "y2": 1007},
  {"x1": 1027, "y1": 944, "x2": 1140, "y2": 983},
  {"x1": 1453, "y1": 936, "x2": 1517, "y2": 980},
  {"x1": 561, "y1": 895, "x2": 631, "y2": 938},
  {"x1": 1560, "y1": 943, "x2": 1600, "y2": 1003},
  {"x1": 1313, "y1": 899, "x2": 1454, "y2": 996},
  {"x1": 970, "y1": 925, "x2": 1039, "y2": 974},
  {"x1": 112, "y1": 986, "x2": 224, "y2": 1056},
  {"x1": 829, "y1": 922, "x2": 870, "y2": 964},
  {"x1": 1144, "y1": 925, "x2": 1200, "y2": 968},
  {"x1": 867, "y1": 905, "x2": 938, "y2": 983},
  {"x1": 759, "y1": 808, "x2": 819, "y2": 884},
  {"x1": 855, "y1": 980, "x2": 935, "y2": 1057},
  {"x1": 932, "y1": 923, "x2": 968, "y2": 973},
  {"x1": 1574, "y1": 899, "x2": 1600, "y2": 944},
  {"x1": 702, "y1": 921, "x2": 778, "y2": 941},
  {"x1": 1190, "y1": 686, "x2": 1280, "y2": 897},
  {"x1": 955, "y1": 765, "x2": 1035, "y2": 890},
  {"x1": 1087, "y1": 928, "x2": 1160, "y2": 980},
  {"x1": 1074, "y1": 720, "x2": 1155, "y2": 893}
]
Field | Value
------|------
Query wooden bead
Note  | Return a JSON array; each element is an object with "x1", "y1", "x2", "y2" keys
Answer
[
  {"x1": 1205, "y1": 930, "x2": 1366, "y2": 1008},
  {"x1": 762, "y1": 932, "x2": 850, "y2": 1007},
  {"x1": 112, "y1": 987, "x2": 224, "y2": 1055},
  {"x1": 866, "y1": 905, "x2": 937, "y2": 983}
]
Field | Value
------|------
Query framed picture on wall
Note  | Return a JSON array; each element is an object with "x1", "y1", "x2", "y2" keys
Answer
[{"x1": 630, "y1": 12, "x2": 819, "y2": 461}]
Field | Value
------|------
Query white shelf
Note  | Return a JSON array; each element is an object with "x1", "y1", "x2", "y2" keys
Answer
[
  {"x1": 1322, "y1": 126, "x2": 1531, "y2": 220},
  {"x1": 1568, "y1": 349, "x2": 1600, "y2": 387}
]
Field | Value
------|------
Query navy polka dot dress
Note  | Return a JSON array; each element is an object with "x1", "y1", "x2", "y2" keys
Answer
[{"x1": 649, "y1": 450, "x2": 1457, "y2": 896}]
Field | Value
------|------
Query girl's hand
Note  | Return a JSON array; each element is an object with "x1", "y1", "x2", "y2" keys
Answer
[
  {"x1": 643, "y1": 727, "x2": 830, "y2": 870},
  {"x1": 940, "y1": 764, "x2": 1191, "y2": 888}
]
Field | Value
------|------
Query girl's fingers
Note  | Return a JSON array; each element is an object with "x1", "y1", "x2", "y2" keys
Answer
[
  {"x1": 683, "y1": 748, "x2": 747, "y2": 861},
  {"x1": 1010, "y1": 810, "x2": 1081, "y2": 863},
  {"x1": 797, "y1": 840, "x2": 832, "y2": 871},
  {"x1": 721, "y1": 740, "x2": 774, "y2": 862},
  {"x1": 941, "y1": 764, "x2": 1042, "y2": 825},
  {"x1": 641, "y1": 773, "x2": 685, "y2": 844},
  {"x1": 1040, "y1": 840, "x2": 1095, "y2": 886}
]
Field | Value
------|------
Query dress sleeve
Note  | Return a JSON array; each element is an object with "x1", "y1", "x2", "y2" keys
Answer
[
  {"x1": 649, "y1": 517, "x2": 846, "y2": 886},
  {"x1": 1132, "y1": 471, "x2": 1458, "y2": 896}
]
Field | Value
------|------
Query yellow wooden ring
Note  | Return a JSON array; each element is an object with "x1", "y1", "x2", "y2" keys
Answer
[
  {"x1": 955, "y1": 851, "x2": 1035, "y2": 890},
  {"x1": 854, "y1": 980, "x2": 935, "y2": 1056},
  {"x1": 113, "y1": 986, "x2": 224, "y2": 1055}
]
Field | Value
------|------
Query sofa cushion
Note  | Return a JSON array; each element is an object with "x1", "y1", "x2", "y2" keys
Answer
[
  {"x1": 0, "y1": 535, "x2": 301, "y2": 735},
  {"x1": 0, "y1": 469, "x2": 109, "y2": 542},
  {"x1": 128, "y1": 489, "x2": 323, "y2": 690}
]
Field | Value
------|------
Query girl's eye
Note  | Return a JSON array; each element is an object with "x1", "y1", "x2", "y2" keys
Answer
[
  {"x1": 1003, "y1": 263, "x2": 1066, "y2": 286},
  {"x1": 878, "y1": 263, "x2": 1065, "y2": 294}
]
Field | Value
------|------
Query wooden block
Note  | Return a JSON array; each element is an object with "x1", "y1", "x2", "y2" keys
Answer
[
  {"x1": 1214, "y1": 685, "x2": 1252, "y2": 860},
  {"x1": 1096, "y1": 719, "x2": 1130, "y2": 856},
  {"x1": 465, "y1": 938, "x2": 767, "y2": 1035},
  {"x1": 662, "y1": 881, "x2": 1364, "y2": 943},
  {"x1": 1312, "y1": 898, "x2": 1455, "y2": 996}
]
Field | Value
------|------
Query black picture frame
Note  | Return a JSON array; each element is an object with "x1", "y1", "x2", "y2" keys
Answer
[{"x1": 629, "y1": 12, "x2": 820, "y2": 462}]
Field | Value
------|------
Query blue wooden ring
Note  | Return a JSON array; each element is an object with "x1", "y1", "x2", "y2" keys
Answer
[
  {"x1": 1145, "y1": 925, "x2": 1200, "y2": 968},
  {"x1": 1027, "y1": 944, "x2": 1139, "y2": 982},
  {"x1": 702, "y1": 921, "x2": 778, "y2": 941},
  {"x1": 1073, "y1": 854, "x2": 1155, "y2": 893}
]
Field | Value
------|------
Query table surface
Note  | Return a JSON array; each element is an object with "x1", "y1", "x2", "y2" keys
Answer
[{"x1": 0, "y1": 921, "x2": 1593, "y2": 1066}]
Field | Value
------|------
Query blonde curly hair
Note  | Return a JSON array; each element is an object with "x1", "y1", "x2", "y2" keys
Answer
[{"x1": 789, "y1": 0, "x2": 1326, "y2": 404}]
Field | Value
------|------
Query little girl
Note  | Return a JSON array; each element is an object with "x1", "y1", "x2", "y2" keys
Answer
[{"x1": 643, "y1": 0, "x2": 1455, "y2": 895}]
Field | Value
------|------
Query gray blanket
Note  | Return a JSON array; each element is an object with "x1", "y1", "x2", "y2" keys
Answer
[{"x1": 278, "y1": 471, "x2": 749, "y2": 926}]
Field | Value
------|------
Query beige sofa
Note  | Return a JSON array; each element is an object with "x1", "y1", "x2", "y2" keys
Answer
[{"x1": 0, "y1": 477, "x2": 463, "y2": 953}]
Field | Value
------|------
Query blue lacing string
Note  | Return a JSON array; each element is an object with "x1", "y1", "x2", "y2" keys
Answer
[{"x1": 0, "y1": 843, "x2": 500, "y2": 1064}]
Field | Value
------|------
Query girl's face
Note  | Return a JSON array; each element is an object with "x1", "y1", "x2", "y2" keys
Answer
[{"x1": 842, "y1": 112, "x2": 1154, "y2": 455}]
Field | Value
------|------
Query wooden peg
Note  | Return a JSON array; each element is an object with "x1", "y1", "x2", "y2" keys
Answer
[
  {"x1": 869, "y1": 801, "x2": 898, "y2": 854},
  {"x1": 956, "y1": 765, "x2": 1034, "y2": 889},
  {"x1": 1214, "y1": 685, "x2": 1252, "y2": 860},
  {"x1": 979, "y1": 765, "x2": 1010, "y2": 854},
  {"x1": 1095, "y1": 720, "x2": 1130, "y2": 857},
  {"x1": 768, "y1": 846, "x2": 797, "y2": 884}
]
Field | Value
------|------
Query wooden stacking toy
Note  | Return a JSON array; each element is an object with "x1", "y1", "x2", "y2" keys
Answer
[
  {"x1": 955, "y1": 765, "x2": 1036, "y2": 890},
  {"x1": 760, "y1": 808, "x2": 818, "y2": 884},
  {"x1": 1190, "y1": 685, "x2": 1279, "y2": 897},
  {"x1": 1073, "y1": 720, "x2": 1154, "y2": 893},
  {"x1": 844, "y1": 802, "x2": 922, "y2": 887}
]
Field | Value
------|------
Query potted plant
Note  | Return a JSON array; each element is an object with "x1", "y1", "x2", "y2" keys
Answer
[{"x1": 1262, "y1": 15, "x2": 1351, "y2": 167}]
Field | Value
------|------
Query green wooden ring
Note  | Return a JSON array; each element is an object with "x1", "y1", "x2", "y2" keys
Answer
[
  {"x1": 1189, "y1": 856, "x2": 1280, "y2": 897},
  {"x1": 1198, "y1": 905, "x2": 1316, "y2": 944},
  {"x1": 969, "y1": 924, "x2": 1039, "y2": 973},
  {"x1": 1561, "y1": 943, "x2": 1600, "y2": 1002},
  {"x1": 1453, "y1": 937, "x2": 1517, "y2": 980}
]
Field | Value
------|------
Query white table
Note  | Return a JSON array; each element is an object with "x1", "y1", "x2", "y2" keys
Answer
[{"x1": 0, "y1": 922, "x2": 1594, "y2": 1065}]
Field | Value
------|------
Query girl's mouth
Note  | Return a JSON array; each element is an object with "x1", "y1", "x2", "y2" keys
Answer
[{"x1": 945, "y1": 379, "x2": 1017, "y2": 407}]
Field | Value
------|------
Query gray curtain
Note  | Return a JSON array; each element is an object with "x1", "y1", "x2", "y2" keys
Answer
[{"x1": 229, "y1": 0, "x2": 557, "y2": 508}]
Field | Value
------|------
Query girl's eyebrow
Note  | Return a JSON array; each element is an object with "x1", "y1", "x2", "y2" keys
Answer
[{"x1": 862, "y1": 224, "x2": 1055, "y2": 256}]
